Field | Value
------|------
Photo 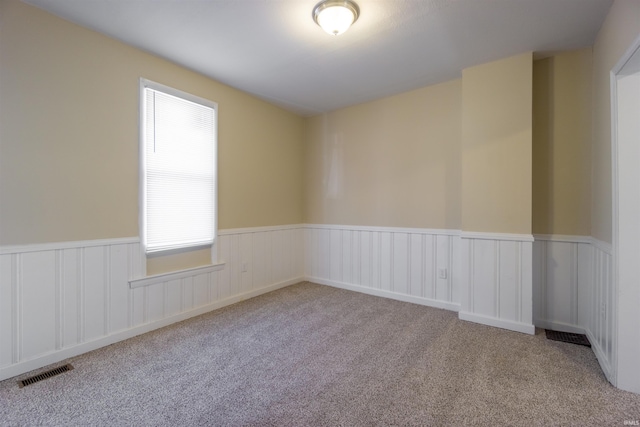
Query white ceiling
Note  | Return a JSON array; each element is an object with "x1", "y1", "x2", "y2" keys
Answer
[{"x1": 26, "y1": 0, "x2": 613, "y2": 116}]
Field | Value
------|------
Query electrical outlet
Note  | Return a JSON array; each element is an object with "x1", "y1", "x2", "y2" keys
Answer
[{"x1": 438, "y1": 268, "x2": 447, "y2": 279}]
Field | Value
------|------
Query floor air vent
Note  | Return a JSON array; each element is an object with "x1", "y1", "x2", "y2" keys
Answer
[
  {"x1": 545, "y1": 330, "x2": 591, "y2": 347},
  {"x1": 18, "y1": 364, "x2": 74, "y2": 388}
]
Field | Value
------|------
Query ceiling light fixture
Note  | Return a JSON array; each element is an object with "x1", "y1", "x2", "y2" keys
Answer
[{"x1": 312, "y1": 0, "x2": 360, "y2": 36}]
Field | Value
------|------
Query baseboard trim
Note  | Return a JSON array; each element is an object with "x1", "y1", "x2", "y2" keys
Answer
[
  {"x1": 534, "y1": 320, "x2": 586, "y2": 335},
  {"x1": 586, "y1": 328, "x2": 614, "y2": 385},
  {"x1": 459, "y1": 311, "x2": 535, "y2": 335},
  {"x1": 0, "y1": 276, "x2": 303, "y2": 382},
  {"x1": 307, "y1": 276, "x2": 461, "y2": 312}
]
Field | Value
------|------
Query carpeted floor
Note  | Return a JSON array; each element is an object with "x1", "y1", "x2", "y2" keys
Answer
[{"x1": 1, "y1": 282, "x2": 639, "y2": 426}]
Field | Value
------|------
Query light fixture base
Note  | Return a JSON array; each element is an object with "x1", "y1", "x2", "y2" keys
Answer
[{"x1": 312, "y1": 0, "x2": 360, "y2": 36}]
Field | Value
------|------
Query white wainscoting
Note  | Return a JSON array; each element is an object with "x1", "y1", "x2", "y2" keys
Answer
[
  {"x1": 1, "y1": 224, "x2": 615, "y2": 383},
  {"x1": 532, "y1": 235, "x2": 615, "y2": 383},
  {"x1": 218, "y1": 225, "x2": 304, "y2": 299},
  {"x1": 0, "y1": 225, "x2": 304, "y2": 381},
  {"x1": 587, "y1": 239, "x2": 615, "y2": 383},
  {"x1": 304, "y1": 224, "x2": 461, "y2": 312},
  {"x1": 532, "y1": 235, "x2": 592, "y2": 334},
  {"x1": 459, "y1": 232, "x2": 535, "y2": 335}
]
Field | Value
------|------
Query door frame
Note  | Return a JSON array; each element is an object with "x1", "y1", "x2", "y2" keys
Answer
[{"x1": 611, "y1": 33, "x2": 640, "y2": 394}]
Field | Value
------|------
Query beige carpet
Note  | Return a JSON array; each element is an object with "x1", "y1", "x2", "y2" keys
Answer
[{"x1": 1, "y1": 282, "x2": 639, "y2": 426}]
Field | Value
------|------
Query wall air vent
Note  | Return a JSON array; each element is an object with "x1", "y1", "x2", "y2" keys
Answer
[
  {"x1": 545, "y1": 330, "x2": 591, "y2": 347},
  {"x1": 18, "y1": 364, "x2": 74, "y2": 388}
]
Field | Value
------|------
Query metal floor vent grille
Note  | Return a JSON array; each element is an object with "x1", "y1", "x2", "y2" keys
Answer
[
  {"x1": 545, "y1": 329, "x2": 591, "y2": 347},
  {"x1": 18, "y1": 364, "x2": 74, "y2": 388}
]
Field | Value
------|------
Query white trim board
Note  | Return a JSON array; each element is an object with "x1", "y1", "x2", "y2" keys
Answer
[
  {"x1": 611, "y1": 33, "x2": 640, "y2": 394},
  {"x1": 533, "y1": 234, "x2": 592, "y2": 244},
  {"x1": 309, "y1": 276, "x2": 461, "y2": 312},
  {"x1": 0, "y1": 237, "x2": 140, "y2": 255},
  {"x1": 459, "y1": 311, "x2": 535, "y2": 335},
  {"x1": 462, "y1": 231, "x2": 534, "y2": 242},
  {"x1": 586, "y1": 328, "x2": 614, "y2": 384},
  {"x1": 129, "y1": 262, "x2": 226, "y2": 289},
  {"x1": 305, "y1": 223, "x2": 461, "y2": 236},
  {"x1": 219, "y1": 224, "x2": 304, "y2": 235},
  {"x1": 532, "y1": 233, "x2": 612, "y2": 254}
]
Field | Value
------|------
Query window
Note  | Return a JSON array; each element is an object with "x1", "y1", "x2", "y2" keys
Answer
[{"x1": 140, "y1": 79, "x2": 217, "y2": 253}]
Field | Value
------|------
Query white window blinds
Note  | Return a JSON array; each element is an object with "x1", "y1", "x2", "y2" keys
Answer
[{"x1": 141, "y1": 81, "x2": 217, "y2": 253}]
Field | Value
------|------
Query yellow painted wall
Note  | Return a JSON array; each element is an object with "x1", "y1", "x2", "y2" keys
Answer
[
  {"x1": 303, "y1": 79, "x2": 461, "y2": 229},
  {"x1": 461, "y1": 53, "x2": 533, "y2": 234},
  {"x1": 532, "y1": 49, "x2": 592, "y2": 236},
  {"x1": 591, "y1": 0, "x2": 640, "y2": 244},
  {"x1": 0, "y1": 1, "x2": 303, "y2": 253},
  {"x1": 3, "y1": 0, "x2": 628, "y2": 273}
]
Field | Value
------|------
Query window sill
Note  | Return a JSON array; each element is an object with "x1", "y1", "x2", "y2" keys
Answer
[{"x1": 129, "y1": 262, "x2": 226, "y2": 289}]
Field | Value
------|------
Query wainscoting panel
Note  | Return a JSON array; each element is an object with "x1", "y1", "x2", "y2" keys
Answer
[
  {"x1": 1, "y1": 226, "x2": 616, "y2": 384},
  {"x1": 0, "y1": 255, "x2": 12, "y2": 368},
  {"x1": 533, "y1": 236, "x2": 588, "y2": 333},
  {"x1": 218, "y1": 225, "x2": 304, "y2": 297},
  {"x1": 577, "y1": 245, "x2": 592, "y2": 333},
  {"x1": 532, "y1": 235, "x2": 615, "y2": 383},
  {"x1": 589, "y1": 241, "x2": 614, "y2": 382},
  {"x1": 304, "y1": 225, "x2": 460, "y2": 312},
  {"x1": 21, "y1": 251, "x2": 57, "y2": 362},
  {"x1": 0, "y1": 226, "x2": 304, "y2": 381},
  {"x1": 459, "y1": 234, "x2": 534, "y2": 334}
]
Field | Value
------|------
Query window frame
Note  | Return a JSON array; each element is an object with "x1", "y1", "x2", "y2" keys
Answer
[{"x1": 139, "y1": 78, "x2": 218, "y2": 256}]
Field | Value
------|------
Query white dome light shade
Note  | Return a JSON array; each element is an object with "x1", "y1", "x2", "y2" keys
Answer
[{"x1": 313, "y1": 0, "x2": 360, "y2": 36}]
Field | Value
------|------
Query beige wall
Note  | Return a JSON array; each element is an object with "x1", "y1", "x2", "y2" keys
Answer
[
  {"x1": 532, "y1": 49, "x2": 592, "y2": 236},
  {"x1": 591, "y1": 0, "x2": 640, "y2": 244},
  {"x1": 4, "y1": 0, "x2": 631, "y2": 270},
  {"x1": 0, "y1": 1, "x2": 304, "y2": 250},
  {"x1": 461, "y1": 53, "x2": 533, "y2": 234},
  {"x1": 303, "y1": 79, "x2": 461, "y2": 229}
]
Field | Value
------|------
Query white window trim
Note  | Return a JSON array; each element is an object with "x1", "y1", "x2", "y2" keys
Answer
[{"x1": 138, "y1": 78, "x2": 218, "y2": 264}]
